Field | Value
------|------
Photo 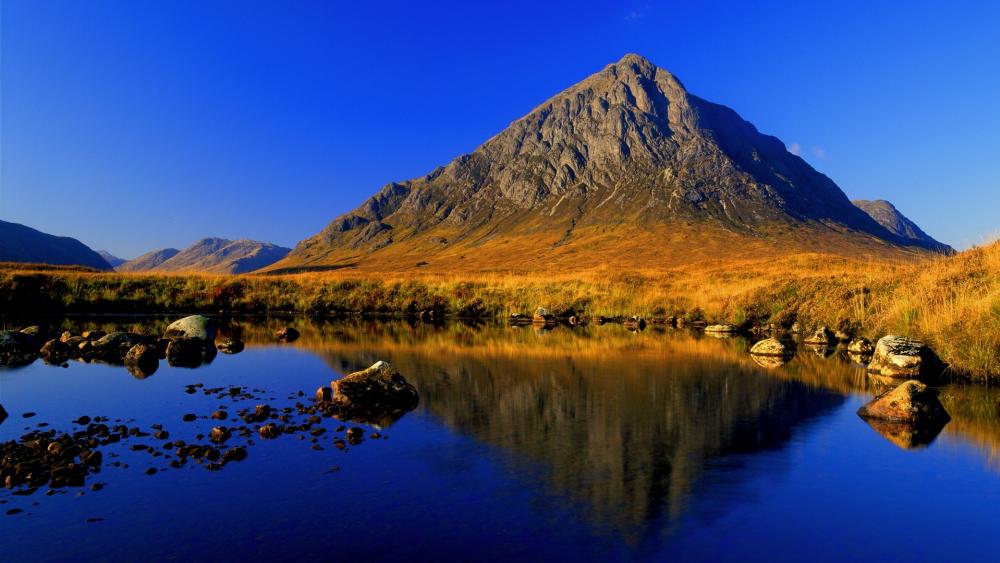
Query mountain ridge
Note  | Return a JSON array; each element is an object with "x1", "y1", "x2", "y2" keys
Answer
[
  {"x1": 852, "y1": 199, "x2": 952, "y2": 253},
  {"x1": 0, "y1": 220, "x2": 112, "y2": 271},
  {"x1": 269, "y1": 53, "x2": 946, "y2": 273},
  {"x1": 119, "y1": 238, "x2": 291, "y2": 274}
]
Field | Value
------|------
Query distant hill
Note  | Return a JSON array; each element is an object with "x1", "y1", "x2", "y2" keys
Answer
[
  {"x1": 0, "y1": 220, "x2": 112, "y2": 270},
  {"x1": 269, "y1": 53, "x2": 949, "y2": 274},
  {"x1": 119, "y1": 238, "x2": 291, "y2": 274},
  {"x1": 117, "y1": 248, "x2": 180, "y2": 272},
  {"x1": 852, "y1": 200, "x2": 953, "y2": 253},
  {"x1": 98, "y1": 250, "x2": 126, "y2": 269}
]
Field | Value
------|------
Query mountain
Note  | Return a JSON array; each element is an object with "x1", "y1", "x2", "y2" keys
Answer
[
  {"x1": 852, "y1": 199, "x2": 953, "y2": 253},
  {"x1": 270, "y1": 54, "x2": 947, "y2": 274},
  {"x1": 117, "y1": 248, "x2": 180, "y2": 272},
  {"x1": 98, "y1": 250, "x2": 126, "y2": 269},
  {"x1": 119, "y1": 238, "x2": 291, "y2": 274},
  {"x1": 0, "y1": 220, "x2": 112, "y2": 270}
]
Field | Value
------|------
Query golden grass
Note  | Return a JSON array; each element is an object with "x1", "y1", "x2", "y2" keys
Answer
[{"x1": 1, "y1": 241, "x2": 997, "y2": 378}]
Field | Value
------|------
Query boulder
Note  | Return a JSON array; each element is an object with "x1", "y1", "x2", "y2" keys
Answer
[
  {"x1": 847, "y1": 338, "x2": 875, "y2": 355},
  {"x1": 705, "y1": 324, "x2": 739, "y2": 334},
  {"x1": 40, "y1": 339, "x2": 70, "y2": 364},
  {"x1": 508, "y1": 313, "x2": 531, "y2": 325},
  {"x1": 532, "y1": 307, "x2": 554, "y2": 325},
  {"x1": 0, "y1": 330, "x2": 38, "y2": 367},
  {"x1": 329, "y1": 361, "x2": 419, "y2": 422},
  {"x1": 751, "y1": 354, "x2": 793, "y2": 369},
  {"x1": 164, "y1": 315, "x2": 217, "y2": 342},
  {"x1": 166, "y1": 337, "x2": 207, "y2": 368},
  {"x1": 209, "y1": 427, "x2": 232, "y2": 444},
  {"x1": 315, "y1": 386, "x2": 333, "y2": 402},
  {"x1": 857, "y1": 380, "x2": 950, "y2": 424},
  {"x1": 258, "y1": 423, "x2": 280, "y2": 439},
  {"x1": 88, "y1": 332, "x2": 142, "y2": 362},
  {"x1": 275, "y1": 327, "x2": 299, "y2": 342},
  {"x1": 867, "y1": 335, "x2": 940, "y2": 378},
  {"x1": 82, "y1": 330, "x2": 106, "y2": 341},
  {"x1": 0, "y1": 404, "x2": 7, "y2": 425},
  {"x1": 803, "y1": 326, "x2": 834, "y2": 346},
  {"x1": 216, "y1": 339, "x2": 245, "y2": 354},
  {"x1": 750, "y1": 338, "x2": 792, "y2": 357},
  {"x1": 623, "y1": 316, "x2": 647, "y2": 331},
  {"x1": 834, "y1": 330, "x2": 852, "y2": 342},
  {"x1": 125, "y1": 343, "x2": 159, "y2": 370},
  {"x1": 59, "y1": 331, "x2": 75, "y2": 343},
  {"x1": 19, "y1": 326, "x2": 41, "y2": 337}
]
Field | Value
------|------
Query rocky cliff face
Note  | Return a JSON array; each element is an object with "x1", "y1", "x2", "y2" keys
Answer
[
  {"x1": 852, "y1": 199, "x2": 952, "y2": 253},
  {"x1": 277, "y1": 54, "x2": 948, "y2": 272},
  {"x1": 120, "y1": 238, "x2": 290, "y2": 274},
  {"x1": 0, "y1": 220, "x2": 112, "y2": 270}
]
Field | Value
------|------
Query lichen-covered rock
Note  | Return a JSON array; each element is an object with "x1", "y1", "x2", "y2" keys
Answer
[
  {"x1": 867, "y1": 335, "x2": 939, "y2": 378},
  {"x1": 857, "y1": 380, "x2": 950, "y2": 424},
  {"x1": 329, "y1": 361, "x2": 419, "y2": 422},
  {"x1": 848, "y1": 338, "x2": 875, "y2": 355},
  {"x1": 803, "y1": 326, "x2": 834, "y2": 346},
  {"x1": 164, "y1": 315, "x2": 217, "y2": 342},
  {"x1": 0, "y1": 330, "x2": 38, "y2": 367},
  {"x1": 750, "y1": 338, "x2": 792, "y2": 357}
]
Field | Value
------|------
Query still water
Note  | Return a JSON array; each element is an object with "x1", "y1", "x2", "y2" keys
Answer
[{"x1": 2, "y1": 318, "x2": 1000, "y2": 561}]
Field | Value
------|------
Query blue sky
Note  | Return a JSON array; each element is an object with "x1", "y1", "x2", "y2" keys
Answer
[{"x1": 2, "y1": 0, "x2": 997, "y2": 257}]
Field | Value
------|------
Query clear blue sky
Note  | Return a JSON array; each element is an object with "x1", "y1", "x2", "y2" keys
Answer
[{"x1": 2, "y1": 0, "x2": 997, "y2": 257}]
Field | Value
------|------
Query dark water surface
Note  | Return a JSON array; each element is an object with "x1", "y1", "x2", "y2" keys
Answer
[{"x1": 3, "y1": 318, "x2": 1000, "y2": 562}]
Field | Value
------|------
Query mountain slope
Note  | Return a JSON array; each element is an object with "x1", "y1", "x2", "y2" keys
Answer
[
  {"x1": 852, "y1": 199, "x2": 953, "y2": 253},
  {"x1": 0, "y1": 220, "x2": 112, "y2": 270},
  {"x1": 120, "y1": 238, "x2": 291, "y2": 274},
  {"x1": 98, "y1": 250, "x2": 126, "y2": 269},
  {"x1": 272, "y1": 53, "x2": 948, "y2": 274},
  {"x1": 117, "y1": 248, "x2": 181, "y2": 272}
]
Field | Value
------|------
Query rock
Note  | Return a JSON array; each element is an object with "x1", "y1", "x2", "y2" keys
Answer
[
  {"x1": 790, "y1": 322, "x2": 802, "y2": 333},
  {"x1": 165, "y1": 338, "x2": 207, "y2": 368},
  {"x1": 222, "y1": 446, "x2": 247, "y2": 463},
  {"x1": 860, "y1": 417, "x2": 949, "y2": 450},
  {"x1": 803, "y1": 326, "x2": 834, "y2": 346},
  {"x1": 867, "y1": 335, "x2": 940, "y2": 378},
  {"x1": 532, "y1": 307, "x2": 554, "y2": 325},
  {"x1": 82, "y1": 330, "x2": 106, "y2": 341},
  {"x1": 857, "y1": 380, "x2": 950, "y2": 425},
  {"x1": 847, "y1": 338, "x2": 875, "y2": 355},
  {"x1": 182, "y1": 414, "x2": 197, "y2": 422},
  {"x1": 0, "y1": 404, "x2": 6, "y2": 425},
  {"x1": 20, "y1": 326, "x2": 41, "y2": 337},
  {"x1": 211, "y1": 410, "x2": 228, "y2": 420},
  {"x1": 329, "y1": 361, "x2": 419, "y2": 423},
  {"x1": 750, "y1": 338, "x2": 792, "y2": 357},
  {"x1": 59, "y1": 331, "x2": 75, "y2": 343},
  {"x1": 623, "y1": 316, "x2": 646, "y2": 331},
  {"x1": 210, "y1": 427, "x2": 232, "y2": 444},
  {"x1": 216, "y1": 339, "x2": 244, "y2": 354},
  {"x1": 124, "y1": 343, "x2": 158, "y2": 369},
  {"x1": 592, "y1": 315, "x2": 609, "y2": 325},
  {"x1": 568, "y1": 315, "x2": 585, "y2": 326},
  {"x1": 258, "y1": 423, "x2": 280, "y2": 439},
  {"x1": 164, "y1": 315, "x2": 216, "y2": 342},
  {"x1": 834, "y1": 330, "x2": 852, "y2": 342},
  {"x1": 316, "y1": 386, "x2": 333, "y2": 402},
  {"x1": 705, "y1": 324, "x2": 739, "y2": 334},
  {"x1": 0, "y1": 330, "x2": 38, "y2": 367},
  {"x1": 89, "y1": 332, "x2": 142, "y2": 362},
  {"x1": 508, "y1": 313, "x2": 531, "y2": 325},
  {"x1": 346, "y1": 427, "x2": 364, "y2": 445},
  {"x1": 751, "y1": 354, "x2": 793, "y2": 368},
  {"x1": 40, "y1": 339, "x2": 70, "y2": 364},
  {"x1": 275, "y1": 327, "x2": 299, "y2": 342}
]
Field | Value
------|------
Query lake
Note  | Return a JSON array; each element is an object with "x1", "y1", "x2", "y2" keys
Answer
[{"x1": 3, "y1": 317, "x2": 1000, "y2": 562}]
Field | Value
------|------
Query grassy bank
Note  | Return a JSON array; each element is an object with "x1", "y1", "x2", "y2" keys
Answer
[{"x1": 1, "y1": 241, "x2": 998, "y2": 379}]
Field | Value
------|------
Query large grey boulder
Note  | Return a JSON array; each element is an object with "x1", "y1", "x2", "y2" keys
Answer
[
  {"x1": 164, "y1": 315, "x2": 217, "y2": 342},
  {"x1": 867, "y1": 335, "x2": 939, "y2": 378}
]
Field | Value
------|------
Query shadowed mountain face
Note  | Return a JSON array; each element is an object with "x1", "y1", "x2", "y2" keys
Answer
[
  {"x1": 0, "y1": 220, "x2": 112, "y2": 270},
  {"x1": 274, "y1": 53, "x2": 946, "y2": 273},
  {"x1": 852, "y1": 199, "x2": 953, "y2": 253},
  {"x1": 119, "y1": 238, "x2": 291, "y2": 274},
  {"x1": 98, "y1": 250, "x2": 126, "y2": 269}
]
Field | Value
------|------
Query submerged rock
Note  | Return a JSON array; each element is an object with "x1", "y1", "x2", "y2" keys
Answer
[
  {"x1": 803, "y1": 326, "x2": 834, "y2": 346},
  {"x1": 847, "y1": 338, "x2": 875, "y2": 355},
  {"x1": 867, "y1": 335, "x2": 940, "y2": 378},
  {"x1": 0, "y1": 330, "x2": 38, "y2": 367},
  {"x1": 216, "y1": 339, "x2": 245, "y2": 354},
  {"x1": 275, "y1": 327, "x2": 299, "y2": 342},
  {"x1": 750, "y1": 338, "x2": 793, "y2": 357},
  {"x1": 164, "y1": 315, "x2": 217, "y2": 342},
  {"x1": 328, "y1": 361, "x2": 419, "y2": 423},
  {"x1": 857, "y1": 380, "x2": 950, "y2": 424}
]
